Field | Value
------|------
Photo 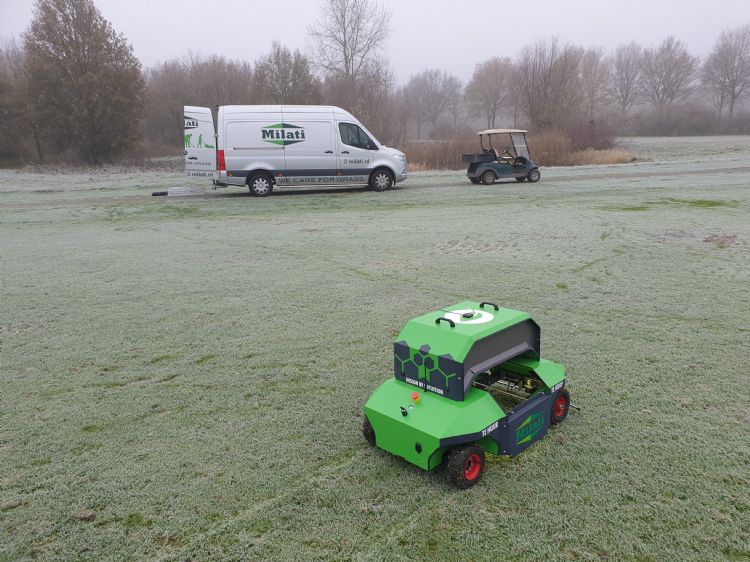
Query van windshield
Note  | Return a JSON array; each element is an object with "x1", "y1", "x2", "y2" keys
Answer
[{"x1": 339, "y1": 123, "x2": 377, "y2": 150}]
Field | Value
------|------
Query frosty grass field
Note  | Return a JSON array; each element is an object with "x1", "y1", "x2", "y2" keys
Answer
[{"x1": 1, "y1": 136, "x2": 749, "y2": 561}]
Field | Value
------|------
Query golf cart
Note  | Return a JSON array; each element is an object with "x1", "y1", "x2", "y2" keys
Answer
[
  {"x1": 463, "y1": 129, "x2": 540, "y2": 185},
  {"x1": 363, "y1": 301, "x2": 571, "y2": 489}
]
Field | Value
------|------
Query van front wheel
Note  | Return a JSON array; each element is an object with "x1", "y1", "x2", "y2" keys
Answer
[
  {"x1": 369, "y1": 169, "x2": 394, "y2": 192},
  {"x1": 248, "y1": 173, "x2": 273, "y2": 197}
]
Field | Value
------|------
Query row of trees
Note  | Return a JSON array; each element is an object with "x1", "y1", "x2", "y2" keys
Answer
[
  {"x1": 143, "y1": 45, "x2": 320, "y2": 149},
  {"x1": 0, "y1": 0, "x2": 749, "y2": 164},
  {"x1": 405, "y1": 31, "x2": 750, "y2": 140}
]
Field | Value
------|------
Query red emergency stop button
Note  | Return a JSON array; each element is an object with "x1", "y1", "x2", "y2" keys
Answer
[{"x1": 411, "y1": 391, "x2": 420, "y2": 403}]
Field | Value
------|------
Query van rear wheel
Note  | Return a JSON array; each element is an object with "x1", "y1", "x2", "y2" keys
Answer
[
  {"x1": 369, "y1": 169, "x2": 394, "y2": 192},
  {"x1": 248, "y1": 173, "x2": 273, "y2": 197}
]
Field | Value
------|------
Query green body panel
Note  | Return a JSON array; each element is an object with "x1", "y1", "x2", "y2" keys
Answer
[
  {"x1": 396, "y1": 301, "x2": 531, "y2": 363},
  {"x1": 364, "y1": 379, "x2": 505, "y2": 470},
  {"x1": 486, "y1": 161, "x2": 513, "y2": 177},
  {"x1": 502, "y1": 357, "x2": 566, "y2": 389}
]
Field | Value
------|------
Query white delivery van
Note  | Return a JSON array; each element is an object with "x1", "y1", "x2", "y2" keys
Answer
[{"x1": 184, "y1": 105, "x2": 407, "y2": 196}]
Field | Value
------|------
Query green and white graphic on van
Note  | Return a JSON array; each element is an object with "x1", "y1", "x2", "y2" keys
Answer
[
  {"x1": 196, "y1": 134, "x2": 214, "y2": 148},
  {"x1": 261, "y1": 123, "x2": 306, "y2": 146}
]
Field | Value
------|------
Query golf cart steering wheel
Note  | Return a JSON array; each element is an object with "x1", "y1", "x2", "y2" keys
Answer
[{"x1": 502, "y1": 146, "x2": 514, "y2": 158}]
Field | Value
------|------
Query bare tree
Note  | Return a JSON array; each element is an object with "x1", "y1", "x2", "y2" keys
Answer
[
  {"x1": 389, "y1": 85, "x2": 410, "y2": 148},
  {"x1": 640, "y1": 37, "x2": 699, "y2": 115},
  {"x1": 702, "y1": 59, "x2": 729, "y2": 122},
  {"x1": 143, "y1": 54, "x2": 253, "y2": 149},
  {"x1": 580, "y1": 47, "x2": 610, "y2": 121},
  {"x1": 444, "y1": 74, "x2": 464, "y2": 128},
  {"x1": 608, "y1": 42, "x2": 642, "y2": 116},
  {"x1": 23, "y1": 0, "x2": 145, "y2": 163},
  {"x1": 465, "y1": 57, "x2": 512, "y2": 129},
  {"x1": 351, "y1": 57, "x2": 395, "y2": 143},
  {"x1": 308, "y1": 0, "x2": 391, "y2": 108},
  {"x1": 514, "y1": 39, "x2": 584, "y2": 130},
  {"x1": 186, "y1": 53, "x2": 254, "y2": 107},
  {"x1": 702, "y1": 25, "x2": 750, "y2": 125},
  {"x1": 254, "y1": 42, "x2": 321, "y2": 105},
  {"x1": 143, "y1": 59, "x2": 192, "y2": 148},
  {"x1": 420, "y1": 69, "x2": 450, "y2": 128},
  {"x1": 404, "y1": 72, "x2": 428, "y2": 139}
]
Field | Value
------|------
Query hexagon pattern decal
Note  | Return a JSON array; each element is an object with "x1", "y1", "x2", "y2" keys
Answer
[{"x1": 394, "y1": 341, "x2": 463, "y2": 400}]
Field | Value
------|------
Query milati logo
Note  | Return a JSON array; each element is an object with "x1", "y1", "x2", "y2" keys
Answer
[
  {"x1": 515, "y1": 413, "x2": 544, "y2": 445},
  {"x1": 261, "y1": 123, "x2": 306, "y2": 146},
  {"x1": 184, "y1": 116, "x2": 199, "y2": 130}
]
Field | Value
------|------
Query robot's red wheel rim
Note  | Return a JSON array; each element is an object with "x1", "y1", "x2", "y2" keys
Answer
[
  {"x1": 464, "y1": 453, "x2": 482, "y2": 481},
  {"x1": 553, "y1": 396, "x2": 567, "y2": 418}
]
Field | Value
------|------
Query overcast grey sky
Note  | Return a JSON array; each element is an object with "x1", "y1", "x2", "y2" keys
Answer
[{"x1": 2, "y1": 0, "x2": 749, "y2": 82}]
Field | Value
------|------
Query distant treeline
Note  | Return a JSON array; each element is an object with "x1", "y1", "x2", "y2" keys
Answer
[{"x1": 1, "y1": 0, "x2": 749, "y2": 165}]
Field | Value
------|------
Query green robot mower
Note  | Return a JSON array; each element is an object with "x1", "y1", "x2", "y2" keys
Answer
[{"x1": 363, "y1": 301, "x2": 572, "y2": 489}]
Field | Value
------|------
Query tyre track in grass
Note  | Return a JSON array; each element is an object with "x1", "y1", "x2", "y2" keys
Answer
[
  {"x1": 195, "y1": 446, "x2": 368, "y2": 546},
  {"x1": 194, "y1": 442, "x2": 454, "y2": 561},
  {"x1": 154, "y1": 220, "x2": 473, "y2": 302},
  {"x1": 140, "y1": 221, "x2": 469, "y2": 556}
]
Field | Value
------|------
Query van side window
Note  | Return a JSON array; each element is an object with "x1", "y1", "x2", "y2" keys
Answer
[{"x1": 338, "y1": 123, "x2": 377, "y2": 150}]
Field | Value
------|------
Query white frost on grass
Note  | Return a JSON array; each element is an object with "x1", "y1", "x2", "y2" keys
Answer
[{"x1": 0, "y1": 136, "x2": 749, "y2": 561}]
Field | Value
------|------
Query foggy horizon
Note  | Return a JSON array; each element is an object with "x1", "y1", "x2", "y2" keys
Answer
[{"x1": 2, "y1": 0, "x2": 749, "y2": 83}]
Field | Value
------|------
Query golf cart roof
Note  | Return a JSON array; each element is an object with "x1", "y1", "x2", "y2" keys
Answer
[
  {"x1": 393, "y1": 301, "x2": 541, "y2": 401},
  {"x1": 479, "y1": 129, "x2": 528, "y2": 135}
]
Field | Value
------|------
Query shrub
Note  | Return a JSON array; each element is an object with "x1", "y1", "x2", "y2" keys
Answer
[
  {"x1": 404, "y1": 135, "x2": 477, "y2": 171},
  {"x1": 567, "y1": 122, "x2": 617, "y2": 150},
  {"x1": 527, "y1": 131, "x2": 572, "y2": 166}
]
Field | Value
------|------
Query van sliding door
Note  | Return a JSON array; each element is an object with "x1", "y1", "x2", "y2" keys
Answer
[{"x1": 279, "y1": 110, "x2": 338, "y2": 185}]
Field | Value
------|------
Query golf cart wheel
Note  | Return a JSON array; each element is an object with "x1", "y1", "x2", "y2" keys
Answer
[
  {"x1": 551, "y1": 388, "x2": 570, "y2": 425},
  {"x1": 445, "y1": 444, "x2": 485, "y2": 489},
  {"x1": 248, "y1": 173, "x2": 273, "y2": 197},
  {"x1": 515, "y1": 177, "x2": 525, "y2": 182},
  {"x1": 369, "y1": 169, "x2": 394, "y2": 192},
  {"x1": 481, "y1": 171, "x2": 496, "y2": 185},
  {"x1": 362, "y1": 416, "x2": 376, "y2": 447},
  {"x1": 527, "y1": 168, "x2": 541, "y2": 183}
]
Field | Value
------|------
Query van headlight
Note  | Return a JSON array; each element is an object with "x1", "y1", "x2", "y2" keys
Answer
[{"x1": 398, "y1": 154, "x2": 407, "y2": 162}]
